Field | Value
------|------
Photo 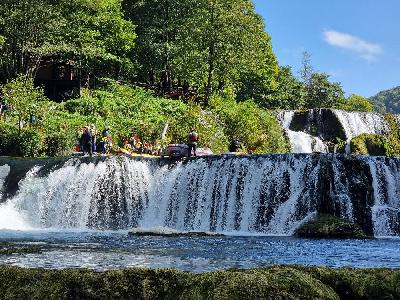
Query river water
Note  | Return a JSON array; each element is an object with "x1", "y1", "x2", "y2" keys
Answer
[{"x1": 1, "y1": 230, "x2": 400, "y2": 272}]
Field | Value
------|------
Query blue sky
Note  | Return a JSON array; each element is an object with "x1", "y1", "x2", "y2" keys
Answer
[{"x1": 253, "y1": 0, "x2": 400, "y2": 97}]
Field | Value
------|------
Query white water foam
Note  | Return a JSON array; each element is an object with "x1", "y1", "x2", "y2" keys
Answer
[
  {"x1": 0, "y1": 164, "x2": 34, "y2": 230},
  {"x1": 367, "y1": 158, "x2": 400, "y2": 237},
  {"x1": 0, "y1": 156, "x2": 324, "y2": 235},
  {"x1": 278, "y1": 111, "x2": 328, "y2": 154},
  {"x1": 333, "y1": 110, "x2": 390, "y2": 153},
  {"x1": 1, "y1": 156, "x2": 399, "y2": 237}
]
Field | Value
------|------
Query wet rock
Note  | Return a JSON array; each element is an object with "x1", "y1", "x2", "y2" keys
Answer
[{"x1": 295, "y1": 214, "x2": 371, "y2": 239}]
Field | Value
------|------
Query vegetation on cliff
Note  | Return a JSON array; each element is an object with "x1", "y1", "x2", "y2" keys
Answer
[
  {"x1": 295, "y1": 214, "x2": 370, "y2": 239},
  {"x1": 370, "y1": 86, "x2": 400, "y2": 114},
  {"x1": 0, "y1": 265, "x2": 399, "y2": 299}
]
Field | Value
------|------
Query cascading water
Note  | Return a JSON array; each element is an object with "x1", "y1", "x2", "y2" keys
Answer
[
  {"x1": 279, "y1": 109, "x2": 393, "y2": 154},
  {"x1": 366, "y1": 158, "x2": 400, "y2": 237},
  {"x1": 0, "y1": 155, "x2": 399, "y2": 237},
  {"x1": 333, "y1": 110, "x2": 390, "y2": 140},
  {"x1": 0, "y1": 164, "x2": 10, "y2": 199},
  {"x1": 333, "y1": 110, "x2": 390, "y2": 152},
  {"x1": 278, "y1": 111, "x2": 328, "y2": 153}
]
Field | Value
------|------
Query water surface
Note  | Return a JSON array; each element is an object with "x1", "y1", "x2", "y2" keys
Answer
[{"x1": 0, "y1": 230, "x2": 399, "y2": 272}]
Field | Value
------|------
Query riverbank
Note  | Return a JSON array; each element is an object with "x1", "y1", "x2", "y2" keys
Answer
[{"x1": 0, "y1": 265, "x2": 398, "y2": 299}]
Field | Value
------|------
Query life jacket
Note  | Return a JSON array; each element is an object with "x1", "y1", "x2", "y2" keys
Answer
[{"x1": 189, "y1": 132, "x2": 198, "y2": 142}]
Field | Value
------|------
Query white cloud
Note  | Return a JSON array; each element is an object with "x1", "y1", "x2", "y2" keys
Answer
[{"x1": 323, "y1": 30, "x2": 383, "y2": 61}]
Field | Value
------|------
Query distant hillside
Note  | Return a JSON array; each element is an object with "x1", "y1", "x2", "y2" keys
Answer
[{"x1": 370, "y1": 86, "x2": 400, "y2": 114}]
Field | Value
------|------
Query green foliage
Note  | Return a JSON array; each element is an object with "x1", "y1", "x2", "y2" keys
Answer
[
  {"x1": 0, "y1": 124, "x2": 43, "y2": 157},
  {"x1": 0, "y1": 0, "x2": 135, "y2": 82},
  {"x1": 350, "y1": 134, "x2": 391, "y2": 156},
  {"x1": 16, "y1": 128, "x2": 44, "y2": 157},
  {"x1": 0, "y1": 79, "x2": 290, "y2": 157},
  {"x1": 0, "y1": 123, "x2": 18, "y2": 156},
  {"x1": 44, "y1": 131, "x2": 76, "y2": 157},
  {"x1": 384, "y1": 113, "x2": 400, "y2": 156},
  {"x1": 370, "y1": 86, "x2": 400, "y2": 114},
  {"x1": 259, "y1": 66, "x2": 304, "y2": 109},
  {"x1": 2, "y1": 265, "x2": 400, "y2": 299},
  {"x1": 1, "y1": 76, "x2": 46, "y2": 131},
  {"x1": 342, "y1": 94, "x2": 374, "y2": 112},
  {"x1": 124, "y1": 0, "x2": 278, "y2": 100},
  {"x1": 210, "y1": 92, "x2": 289, "y2": 153},
  {"x1": 304, "y1": 73, "x2": 346, "y2": 109}
]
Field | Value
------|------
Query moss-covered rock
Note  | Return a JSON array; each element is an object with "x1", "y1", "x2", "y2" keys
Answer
[
  {"x1": 350, "y1": 133, "x2": 391, "y2": 156},
  {"x1": 1, "y1": 265, "x2": 400, "y2": 299},
  {"x1": 295, "y1": 214, "x2": 370, "y2": 239}
]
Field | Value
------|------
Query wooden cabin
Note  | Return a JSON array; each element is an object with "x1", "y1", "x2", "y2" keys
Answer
[{"x1": 35, "y1": 60, "x2": 80, "y2": 102}]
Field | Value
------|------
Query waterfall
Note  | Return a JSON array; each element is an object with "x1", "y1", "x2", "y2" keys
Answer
[
  {"x1": 367, "y1": 158, "x2": 400, "y2": 237},
  {"x1": 0, "y1": 155, "x2": 397, "y2": 237},
  {"x1": 333, "y1": 110, "x2": 390, "y2": 152},
  {"x1": 0, "y1": 164, "x2": 33, "y2": 230},
  {"x1": 333, "y1": 110, "x2": 390, "y2": 140},
  {"x1": 0, "y1": 164, "x2": 10, "y2": 200},
  {"x1": 278, "y1": 111, "x2": 328, "y2": 153},
  {"x1": 279, "y1": 109, "x2": 392, "y2": 154}
]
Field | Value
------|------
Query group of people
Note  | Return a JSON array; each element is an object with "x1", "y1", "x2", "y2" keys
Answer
[
  {"x1": 78, "y1": 125, "x2": 112, "y2": 156},
  {"x1": 78, "y1": 125, "x2": 246, "y2": 158},
  {"x1": 122, "y1": 134, "x2": 160, "y2": 156}
]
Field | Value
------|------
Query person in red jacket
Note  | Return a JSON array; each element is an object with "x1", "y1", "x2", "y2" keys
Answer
[{"x1": 187, "y1": 128, "x2": 198, "y2": 157}]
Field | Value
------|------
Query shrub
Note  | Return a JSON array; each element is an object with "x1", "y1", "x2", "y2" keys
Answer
[
  {"x1": 210, "y1": 92, "x2": 289, "y2": 153},
  {"x1": 44, "y1": 131, "x2": 76, "y2": 157},
  {"x1": 350, "y1": 134, "x2": 391, "y2": 156},
  {"x1": 0, "y1": 123, "x2": 18, "y2": 156},
  {"x1": 15, "y1": 128, "x2": 44, "y2": 157}
]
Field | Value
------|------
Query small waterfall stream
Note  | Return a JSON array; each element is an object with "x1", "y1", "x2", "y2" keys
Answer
[
  {"x1": 0, "y1": 155, "x2": 399, "y2": 237},
  {"x1": 278, "y1": 111, "x2": 328, "y2": 153},
  {"x1": 279, "y1": 109, "x2": 392, "y2": 154}
]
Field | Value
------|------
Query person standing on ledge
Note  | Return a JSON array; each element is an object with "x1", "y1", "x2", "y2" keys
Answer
[{"x1": 187, "y1": 128, "x2": 198, "y2": 157}]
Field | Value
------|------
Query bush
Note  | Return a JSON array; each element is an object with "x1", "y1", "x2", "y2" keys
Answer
[
  {"x1": 0, "y1": 125, "x2": 43, "y2": 157},
  {"x1": 44, "y1": 131, "x2": 76, "y2": 157},
  {"x1": 0, "y1": 80, "x2": 291, "y2": 157},
  {"x1": 15, "y1": 128, "x2": 44, "y2": 157},
  {"x1": 0, "y1": 123, "x2": 18, "y2": 156},
  {"x1": 350, "y1": 134, "x2": 391, "y2": 156},
  {"x1": 210, "y1": 92, "x2": 289, "y2": 153}
]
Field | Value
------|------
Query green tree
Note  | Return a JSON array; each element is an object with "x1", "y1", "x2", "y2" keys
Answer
[
  {"x1": 123, "y1": 0, "x2": 196, "y2": 86},
  {"x1": 305, "y1": 73, "x2": 345, "y2": 109},
  {"x1": 258, "y1": 66, "x2": 304, "y2": 109},
  {"x1": 124, "y1": 0, "x2": 278, "y2": 103},
  {"x1": 180, "y1": 0, "x2": 278, "y2": 101},
  {"x1": 342, "y1": 94, "x2": 374, "y2": 112},
  {"x1": 1, "y1": 76, "x2": 47, "y2": 131},
  {"x1": 0, "y1": 0, "x2": 135, "y2": 83},
  {"x1": 369, "y1": 86, "x2": 400, "y2": 114}
]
